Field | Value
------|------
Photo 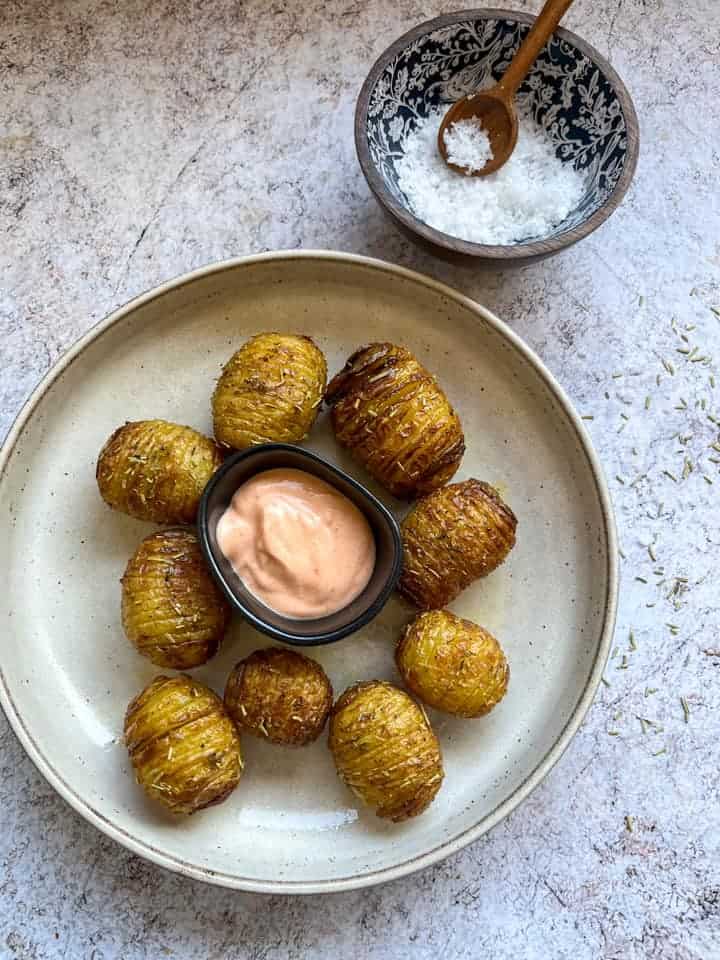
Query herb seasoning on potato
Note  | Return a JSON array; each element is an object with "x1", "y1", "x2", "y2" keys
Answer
[
  {"x1": 396, "y1": 610, "x2": 509, "y2": 717},
  {"x1": 399, "y1": 478, "x2": 517, "y2": 609},
  {"x1": 212, "y1": 333, "x2": 327, "y2": 449},
  {"x1": 124, "y1": 675, "x2": 243, "y2": 815},
  {"x1": 121, "y1": 528, "x2": 231, "y2": 669},
  {"x1": 328, "y1": 680, "x2": 443, "y2": 821},
  {"x1": 96, "y1": 419, "x2": 224, "y2": 524},
  {"x1": 324, "y1": 342, "x2": 465, "y2": 499},
  {"x1": 224, "y1": 647, "x2": 333, "y2": 746}
]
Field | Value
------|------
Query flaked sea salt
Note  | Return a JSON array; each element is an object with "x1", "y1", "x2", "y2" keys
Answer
[
  {"x1": 396, "y1": 107, "x2": 586, "y2": 245},
  {"x1": 443, "y1": 118, "x2": 492, "y2": 175}
]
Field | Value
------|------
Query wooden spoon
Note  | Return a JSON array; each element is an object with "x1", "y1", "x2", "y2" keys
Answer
[{"x1": 438, "y1": 0, "x2": 576, "y2": 177}]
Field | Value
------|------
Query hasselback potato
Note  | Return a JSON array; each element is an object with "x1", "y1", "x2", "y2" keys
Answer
[
  {"x1": 396, "y1": 610, "x2": 509, "y2": 717},
  {"x1": 399, "y1": 479, "x2": 517, "y2": 609},
  {"x1": 121, "y1": 528, "x2": 231, "y2": 669},
  {"x1": 124, "y1": 675, "x2": 243, "y2": 814},
  {"x1": 212, "y1": 333, "x2": 326, "y2": 449},
  {"x1": 96, "y1": 419, "x2": 224, "y2": 524},
  {"x1": 328, "y1": 680, "x2": 443, "y2": 821},
  {"x1": 224, "y1": 647, "x2": 333, "y2": 746},
  {"x1": 324, "y1": 342, "x2": 464, "y2": 499}
]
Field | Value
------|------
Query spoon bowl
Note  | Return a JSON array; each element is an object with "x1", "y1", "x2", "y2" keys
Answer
[{"x1": 439, "y1": 92, "x2": 518, "y2": 177}]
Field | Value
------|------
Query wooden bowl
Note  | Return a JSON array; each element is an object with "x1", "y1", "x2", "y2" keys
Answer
[{"x1": 355, "y1": 9, "x2": 639, "y2": 265}]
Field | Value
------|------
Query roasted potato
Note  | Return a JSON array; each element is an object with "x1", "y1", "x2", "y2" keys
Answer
[
  {"x1": 396, "y1": 610, "x2": 509, "y2": 717},
  {"x1": 212, "y1": 333, "x2": 326, "y2": 449},
  {"x1": 328, "y1": 680, "x2": 443, "y2": 821},
  {"x1": 124, "y1": 674, "x2": 243, "y2": 815},
  {"x1": 399, "y1": 479, "x2": 517, "y2": 609},
  {"x1": 224, "y1": 647, "x2": 332, "y2": 746},
  {"x1": 121, "y1": 528, "x2": 231, "y2": 669},
  {"x1": 96, "y1": 419, "x2": 224, "y2": 523},
  {"x1": 324, "y1": 342, "x2": 464, "y2": 499}
]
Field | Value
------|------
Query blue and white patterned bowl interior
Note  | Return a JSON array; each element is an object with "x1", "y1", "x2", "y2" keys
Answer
[{"x1": 365, "y1": 18, "x2": 630, "y2": 245}]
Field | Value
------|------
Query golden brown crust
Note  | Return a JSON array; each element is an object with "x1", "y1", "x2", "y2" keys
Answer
[
  {"x1": 324, "y1": 342, "x2": 464, "y2": 499},
  {"x1": 121, "y1": 528, "x2": 231, "y2": 669},
  {"x1": 212, "y1": 333, "x2": 327, "y2": 449},
  {"x1": 224, "y1": 647, "x2": 333, "y2": 746},
  {"x1": 96, "y1": 419, "x2": 224, "y2": 524},
  {"x1": 124, "y1": 675, "x2": 243, "y2": 815},
  {"x1": 396, "y1": 610, "x2": 509, "y2": 717},
  {"x1": 399, "y1": 479, "x2": 517, "y2": 609},
  {"x1": 328, "y1": 680, "x2": 444, "y2": 821}
]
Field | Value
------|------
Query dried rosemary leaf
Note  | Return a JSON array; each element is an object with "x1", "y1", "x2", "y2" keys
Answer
[{"x1": 680, "y1": 697, "x2": 690, "y2": 724}]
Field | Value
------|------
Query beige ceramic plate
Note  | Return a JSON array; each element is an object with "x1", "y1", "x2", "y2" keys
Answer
[{"x1": 0, "y1": 252, "x2": 616, "y2": 893}]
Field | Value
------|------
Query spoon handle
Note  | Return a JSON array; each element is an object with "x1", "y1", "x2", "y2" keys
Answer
[{"x1": 497, "y1": 0, "x2": 576, "y2": 98}]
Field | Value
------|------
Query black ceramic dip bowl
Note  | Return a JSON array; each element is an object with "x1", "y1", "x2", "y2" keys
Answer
[{"x1": 198, "y1": 444, "x2": 403, "y2": 646}]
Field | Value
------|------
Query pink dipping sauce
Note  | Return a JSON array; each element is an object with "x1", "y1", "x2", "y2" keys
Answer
[{"x1": 216, "y1": 468, "x2": 376, "y2": 619}]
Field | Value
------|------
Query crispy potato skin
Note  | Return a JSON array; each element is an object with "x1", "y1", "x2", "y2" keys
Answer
[
  {"x1": 328, "y1": 680, "x2": 443, "y2": 821},
  {"x1": 212, "y1": 333, "x2": 327, "y2": 448},
  {"x1": 224, "y1": 647, "x2": 332, "y2": 746},
  {"x1": 124, "y1": 675, "x2": 243, "y2": 815},
  {"x1": 121, "y1": 528, "x2": 231, "y2": 669},
  {"x1": 399, "y1": 479, "x2": 517, "y2": 609},
  {"x1": 396, "y1": 610, "x2": 509, "y2": 717},
  {"x1": 96, "y1": 419, "x2": 224, "y2": 523},
  {"x1": 324, "y1": 342, "x2": 465, "y2": 499}
]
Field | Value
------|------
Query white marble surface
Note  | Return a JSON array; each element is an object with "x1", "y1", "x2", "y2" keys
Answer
[{"x1": 1, "y1": 0, "x2": 719, "y2": 957}]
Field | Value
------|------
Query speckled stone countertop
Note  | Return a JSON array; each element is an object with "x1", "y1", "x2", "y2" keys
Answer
[{"x1": 1, "y1": 1, "x2": 719, "y2": 957}]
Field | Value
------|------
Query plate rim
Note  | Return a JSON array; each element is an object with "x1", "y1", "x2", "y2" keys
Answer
[{"x1": 0, "y1": 250, "x2": 618, "y2": 894}]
